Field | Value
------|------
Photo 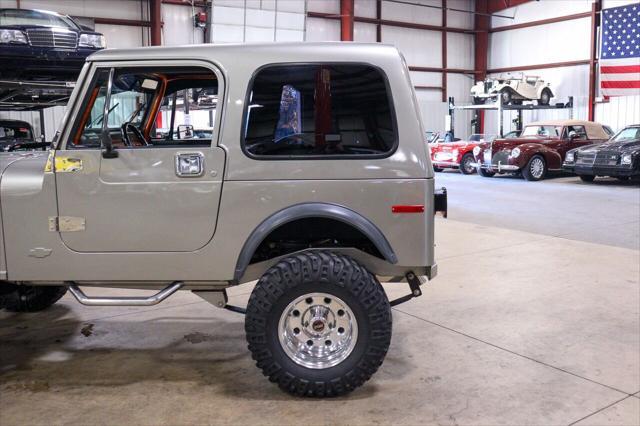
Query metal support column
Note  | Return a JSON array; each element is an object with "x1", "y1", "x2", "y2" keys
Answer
[
  {"x1": 340, "y1": 0, "x2": 354, "y2": 41},
  {"x1": 150, "y1": 0, "x2": 162, "y2": 46}
]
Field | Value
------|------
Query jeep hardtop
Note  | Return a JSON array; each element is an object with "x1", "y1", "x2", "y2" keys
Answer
[{"x1": 0, "y1": 42, "x2": 446, "y2": 396}]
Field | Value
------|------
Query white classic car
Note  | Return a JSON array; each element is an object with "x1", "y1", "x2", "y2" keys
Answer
[{"x1": 471, "y1": 74, "x2": 554, "y2": 106}]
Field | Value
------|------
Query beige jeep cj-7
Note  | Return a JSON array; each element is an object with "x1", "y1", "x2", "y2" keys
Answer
[{"x1": 0, "y1": 42, "x2": 446, "y2": 396}]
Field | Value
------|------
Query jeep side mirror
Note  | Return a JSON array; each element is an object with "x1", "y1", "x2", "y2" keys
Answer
[{"x1": 177, "y1": 124, "x2": 194, "y2": 139}]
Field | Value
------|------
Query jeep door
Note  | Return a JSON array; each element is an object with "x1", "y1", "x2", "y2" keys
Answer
[{"x1": 54, "y1": 61, "x2": 225, "y2": 252}]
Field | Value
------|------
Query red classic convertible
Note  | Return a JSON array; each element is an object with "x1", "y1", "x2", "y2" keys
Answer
[
  {"x1": 472, "y1": 120, "x2": 612, "y2": 181},
  {"x1": 430, "y1": 133, "x2": 497, "y2": 174}
]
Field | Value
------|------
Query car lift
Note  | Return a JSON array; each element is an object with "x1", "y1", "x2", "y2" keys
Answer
[
  {"x1": 0, "y1": 79, "x2": 76, "y2": 141},
  {"x1": 447, "y1": 95, "x2": 574, "y2": 138}
]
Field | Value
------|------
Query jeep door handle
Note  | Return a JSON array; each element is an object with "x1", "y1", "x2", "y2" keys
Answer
[{"x1": 175, "y1": 153, "x2": 205, "y2": 177}]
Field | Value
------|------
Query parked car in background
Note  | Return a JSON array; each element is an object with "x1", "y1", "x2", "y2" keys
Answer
[
  {"x1": 425, "y1": 130, "x2": 438, "y2": 144},
  {"x1": 471, "y1": 74, "x2": 554, "y2": 106},
  {"x1": 563, "y1": 124, "x2": 640, "y2": 182},
  {"x1": 472, "y1": 120, "x2": 611, "y2": 181},
  {"x1": 430, "y1": 133, "x2": 497, "y2": 174},
  {"x1": 0, "y1": 119, "x2": 33, "y2": 148},
  {"x1": 0, "y1": 8, "x2": 105, "y2": 81},
  {"x1": 0, "y1": 119, "x2": 48, "y2": 151}
]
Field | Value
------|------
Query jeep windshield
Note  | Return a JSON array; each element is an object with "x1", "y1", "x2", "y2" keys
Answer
[
  {"x1": 521, "y1": 125, "x2": 563, "y2": 138},
  {"x1": 0, "y1": 9, "x2": 78, "y2": 29}
]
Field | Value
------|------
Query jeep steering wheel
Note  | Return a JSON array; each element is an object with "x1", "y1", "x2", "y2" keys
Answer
[{"x1": 120, "y1": 122, "x2": 149, "y2": 147}]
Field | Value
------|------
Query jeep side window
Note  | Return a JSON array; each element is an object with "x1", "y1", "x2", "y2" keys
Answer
[
  {"x1": 70, "y1": 66, "x2": 217, "y2": 149},
  {"x1": 243, "y1": 64, "x2": 397, "y2": 158}
]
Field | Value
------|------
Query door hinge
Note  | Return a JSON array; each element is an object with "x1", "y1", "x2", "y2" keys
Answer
[{"x1": 49, "y1": 216, "x2": 86, "y2": 232}]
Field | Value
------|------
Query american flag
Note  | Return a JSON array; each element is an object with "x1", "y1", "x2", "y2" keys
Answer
[{"x1": 600, "y1": 4, "x2": 640, "y2": 97}]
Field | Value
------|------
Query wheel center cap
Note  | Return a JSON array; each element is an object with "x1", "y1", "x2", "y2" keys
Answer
[{"x1": 312, "y1": 319, "x2": 325, "y2": 332}]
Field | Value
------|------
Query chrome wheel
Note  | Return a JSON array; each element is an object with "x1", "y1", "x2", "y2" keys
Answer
[
  {"x1": 278, "y1": 292, "x2": 358, "y2": 369},
  {"x1": 529, "y1": 157, "x2": 545, "y2": 179},
  {"x1": 461, "y1": 154, "x2": 475, "y2": 174}
]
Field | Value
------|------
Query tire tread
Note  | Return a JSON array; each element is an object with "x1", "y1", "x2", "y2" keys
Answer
[{"x1": 245, "y1": 251, "x2": 392, "y2": 397}]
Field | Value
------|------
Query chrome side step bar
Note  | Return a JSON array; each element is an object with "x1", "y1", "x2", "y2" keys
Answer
[{"x1": 68, "y1": 282, "x2": 183, "y2": 306}]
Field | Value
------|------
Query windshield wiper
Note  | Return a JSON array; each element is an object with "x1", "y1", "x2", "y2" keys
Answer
[{"x1": 89, "y1": 102, "x2": 119, "y2": 127}]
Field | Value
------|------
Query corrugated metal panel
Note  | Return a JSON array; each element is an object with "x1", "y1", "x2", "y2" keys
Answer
[
  {"x1": 595, "y1": 96, "x2": 640, "y2": 131},
  {"x1": 446, "y1": 0, "x2": 474, "y2": 30},
  {"x1": 354, "y1": 22, "x2": 376, "y2": 42},
  {"x1": 307, "y1": 0, "x2": 339, "y2": 14},
  {"x1": 162, "y1": 4, "x2": 204, "y2": 46},
  {"x1": 491, "y1": 0, "x2": 591, "y2": 29},
  {"x1": 383, "y1": 26, "x2": 442, "y2": 67},
  {"x1": 355, "y1": 0, "x2": 377, "y2": 18},
  {"x1": 382, "y1": 0, "x2": 441, "y2": 26},
  {"x1": 211, "y1": 1, "x2": 306, "y2": 44},
  {"x1": 304, "y1": 17, "x2": 340, "y2": 41},
  {"x1": 488, "y1": 19, "x2": 591, "y2": 70},
  {"x1": 94, "y1": 24, "x2": 144, "y2": 48},
  {"x1": 447, "y1": 32, "x2": 473, "y2": 70}
]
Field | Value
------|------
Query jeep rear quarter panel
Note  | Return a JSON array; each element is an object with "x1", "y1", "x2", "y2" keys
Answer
[{"x1": 1, "y1": 43, "x2": 436, "y2": 284}]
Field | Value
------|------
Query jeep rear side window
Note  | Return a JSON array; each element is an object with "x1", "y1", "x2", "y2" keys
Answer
[{"x1": 243, "y1": 64, "x2": 396, "y2": 158}]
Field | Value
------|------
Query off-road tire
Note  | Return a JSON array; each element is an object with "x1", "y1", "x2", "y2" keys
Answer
[
  {"x1": 523, "y1": 154, "x2": 547, "y2": 181},
  {"x1": 579, "y1": 175, "x2": 596, "y2": 182},
  {"x1": 245, "y1": 251, "x2": 392, "y2": 397},
  {"x1": 0, "y1": 284, "x2": 67, "y2": 312},
  {"x1": 459, "y1": 153, "x2": 475, "y2": 175},
  {"x1": 478, "y1": 167, "x2": 495, "y2": 177}
]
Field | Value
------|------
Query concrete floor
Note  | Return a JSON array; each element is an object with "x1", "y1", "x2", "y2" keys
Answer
[{"x1": 1, "y1": 173, "x2": 639, "y2": 425}]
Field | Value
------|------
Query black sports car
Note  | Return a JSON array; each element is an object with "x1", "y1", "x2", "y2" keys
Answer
[
  {"x1": 0, "y1": 8, "x2": 105, "y2": 81},
  {"x1": 563, "y1": 124, "x2": 640, "y2": 182}
]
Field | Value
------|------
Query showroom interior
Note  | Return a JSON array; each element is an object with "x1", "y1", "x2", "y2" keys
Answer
[{"x1": 0, "y1": 0, "x2": 638, "y2": 425}]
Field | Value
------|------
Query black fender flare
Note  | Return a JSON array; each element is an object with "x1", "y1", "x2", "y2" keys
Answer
[{"x1": 234, "y1": 202, "x2": 398, "y2": 281}]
